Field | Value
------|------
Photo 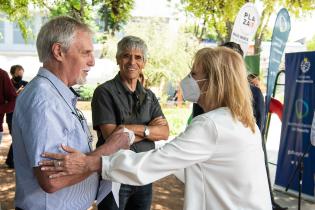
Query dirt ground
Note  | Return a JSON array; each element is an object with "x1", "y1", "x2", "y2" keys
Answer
[{"x1": 0, "y1": 125, "x2": 184, "y2": 210}]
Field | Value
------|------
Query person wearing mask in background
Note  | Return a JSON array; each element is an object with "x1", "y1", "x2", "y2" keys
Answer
[
  {"x1": 91, "y1": 35, "x2": 169, "y2": 210},
  {"x1": 0, "y1": 68, "x2": 16, "y2": 145},
  {"x1": 12, "y1": 16, "x2": 130, "y2": 210},
  {"x1": 5, "y1": 65, "x2": 28, "y2": 168},
  {"x1": 40, "y1": 47, "x2": 272, "y2": 210},
  {"x1": 248, "y1": 73, "x2": 261, "y2": 88},
  {"x1": 192, "y1": 42, "x2": 265, "y2": 131}
]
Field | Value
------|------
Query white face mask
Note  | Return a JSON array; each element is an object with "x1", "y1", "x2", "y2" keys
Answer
[{"x1": 180, "y1": 74, "x2": 207, "y2": 103}]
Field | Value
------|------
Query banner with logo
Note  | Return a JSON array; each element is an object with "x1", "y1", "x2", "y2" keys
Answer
[
  {"x1": 230, "y1": 3, "x2": 260, "y2": 56},
  {"x1": 274, "y1": 51, "x2": 315, "y2": 200},
  {"x1": 264, "y1": 8, "x2": 291, "y2": 134}
]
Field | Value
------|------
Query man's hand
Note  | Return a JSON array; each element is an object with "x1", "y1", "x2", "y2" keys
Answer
[
  {"x1": 39, "y1": 144, "x2": 93, "y2": 178},
  {"x1": 16, "y1": 85, "x2": 24, "y2": 95},
  {"x1": 92, "y1": 128, "x2": 131, "y2": 157},
  {"x1": 38, "y1": 130, "x2": 131, "y2": 179},
  {"x1": 105, "y1": 128, "x2": 131, "y2": 151}
]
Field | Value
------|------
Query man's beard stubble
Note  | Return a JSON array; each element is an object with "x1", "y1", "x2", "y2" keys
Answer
[{"x1": 76, "y1": 73, "x2": 87, "y2": 85}]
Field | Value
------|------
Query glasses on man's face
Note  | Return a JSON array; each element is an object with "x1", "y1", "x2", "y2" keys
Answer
[{"x1": 73, "y1": 108, "x2": 93, "y2": 151}]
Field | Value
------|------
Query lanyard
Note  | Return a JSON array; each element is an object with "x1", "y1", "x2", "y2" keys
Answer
[{"x1": 37, "y1": 75, "x2": 93, "y2": 151}]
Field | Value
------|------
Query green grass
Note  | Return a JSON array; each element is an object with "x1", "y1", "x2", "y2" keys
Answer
[
  {"x1": 78, "y1": 101, "x2": 193, "y2": 137},
  {"x1": 162, "y1": 106, "x2": 192, "y2": 136}
]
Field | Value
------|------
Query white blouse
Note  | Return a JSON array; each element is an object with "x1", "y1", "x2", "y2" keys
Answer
[{"x1": 101, "y1": 107, "x2": 272, "y2": 210}]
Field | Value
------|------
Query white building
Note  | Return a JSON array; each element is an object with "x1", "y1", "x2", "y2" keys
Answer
[{"x1": 0, "y1": 14, "x2": 117, "y2": 84}]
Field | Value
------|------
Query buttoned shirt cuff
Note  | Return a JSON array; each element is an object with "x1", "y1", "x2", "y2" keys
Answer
[{"x1": 101, "y1": 156, "x2": 111, "y2": 180}]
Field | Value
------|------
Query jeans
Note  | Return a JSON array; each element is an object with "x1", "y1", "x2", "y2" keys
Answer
[
  {"x1": 98, "y1": 183, "x2": 152, "y2": 210},
  {"x1": 6, "y1": 112, "x2": 13, "y2": 133},
  {"x1": 5, "y1": 144, "x2": 14, "y2": 168}
]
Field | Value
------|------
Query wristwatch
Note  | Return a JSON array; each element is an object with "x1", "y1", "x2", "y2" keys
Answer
[{"x1": 144, "y1": 125, "x2": 150, "y2": 137}]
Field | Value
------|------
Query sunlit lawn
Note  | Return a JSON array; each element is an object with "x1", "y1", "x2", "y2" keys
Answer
[
  {"x1": 161, "y1": 104, "x2": 192, "y2": 137},
  {"x1": 78, "y1": 101, "x2": 192, "y2": 137}
]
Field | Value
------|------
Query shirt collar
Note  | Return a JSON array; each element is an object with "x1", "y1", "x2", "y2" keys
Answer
[
  {"x1": 114, "y1": 73, "x2": 147, "y2": 95},
  {"x1": 37, "y1": 67, "x2": 78, "y2": 107}
]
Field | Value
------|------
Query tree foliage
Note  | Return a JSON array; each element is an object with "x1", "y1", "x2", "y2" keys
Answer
[
  {"x1": 39, "y1": 0, "x2": 135, "y2": 35},
  {"x1": 0, "y1": 0, "x2": 33, "y2": 40},
  {"x1": 41, "y1": 0, "x2": 93, "y2": 23},
  {"x1": 0, "y1": 0, "x2": 135, "y2": 43},
  {"x1": 254, "y1": 0, "x2": 315, "y2": 53},
  {"x1": 184, "y1": 0, "x2": 245, "y2": 42},
  {"x1": 307, "y1": 34, "x2": 315, "y2": 51},
  {"x1": 95, "y1": 0, "x2": 135, "y2": 35},
  {"x1": 94, "y1": 0, "x2": 135, "y2": 58},
  {"x1": 183, "y1": 0, "x2": 315, "y2": 54}
]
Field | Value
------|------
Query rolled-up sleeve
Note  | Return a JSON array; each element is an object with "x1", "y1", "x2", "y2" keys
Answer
[
  {"x1": 92, "y1": 86, "x2": 117, "y2": 128},
  {"x1": 101, "y1": 116, "x2": 218, "y2": 185},
  {"x1": 149, "y1": 90, "x2": 164, "y2": 119}
]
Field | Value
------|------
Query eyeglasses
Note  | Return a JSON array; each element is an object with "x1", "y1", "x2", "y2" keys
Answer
[{"x1": 73, "y1": 108, "x2": 93, "y2": 151}]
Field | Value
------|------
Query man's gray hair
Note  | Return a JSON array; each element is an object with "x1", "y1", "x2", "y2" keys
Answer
[
  {"x1": 116, "y1": 36, "x2": 148, "y2": 62},
  {"x1": 36, "y1": 16, "x2": 92, "y2": 63}
]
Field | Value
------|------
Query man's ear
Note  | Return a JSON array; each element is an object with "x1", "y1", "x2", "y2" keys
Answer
[{"x1": 51, "y1": 43, "x2": 64, "y2": 62}]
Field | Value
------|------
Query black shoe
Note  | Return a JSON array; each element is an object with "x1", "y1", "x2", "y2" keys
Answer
[{"x1": 272, "y1": 202, "x2": 288, "y2": 210}]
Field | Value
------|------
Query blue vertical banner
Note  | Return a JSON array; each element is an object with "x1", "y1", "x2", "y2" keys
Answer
[
  {"x1": 264, "y1": 8, "x2": 291, "y2": 132},
  {"x1": 274, "y1": 51, "x2": 315, "y2": 200}
]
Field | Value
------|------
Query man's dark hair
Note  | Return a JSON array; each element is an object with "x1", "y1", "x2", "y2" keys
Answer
[
  {"x1": 220, "y1": 42, "x2": 244, "y2": 57},
  {"x1": 10, "y1": 65, "x2": 23, "y2": 75}
]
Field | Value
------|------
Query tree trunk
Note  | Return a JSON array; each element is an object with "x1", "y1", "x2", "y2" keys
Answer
[
  {"x1": 253, "y1": 4, "x2": 273, "y2": 54},
  {"x1": 225, "y1": 21, "x2": 233, "y2": 42}
]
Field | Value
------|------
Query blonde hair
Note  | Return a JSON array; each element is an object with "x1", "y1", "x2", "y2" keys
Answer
[{"x1": 194, "y1": 47, "x2": 256, "y2": 132}]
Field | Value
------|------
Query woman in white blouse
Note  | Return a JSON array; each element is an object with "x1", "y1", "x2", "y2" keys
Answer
[{"x1": 41, "y1": 47, "x2": 272, "y2": 210}]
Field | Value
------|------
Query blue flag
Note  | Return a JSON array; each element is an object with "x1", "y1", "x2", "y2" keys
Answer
[{"x1": 264, "y1": 8, "x2": 291, "y2": 133}]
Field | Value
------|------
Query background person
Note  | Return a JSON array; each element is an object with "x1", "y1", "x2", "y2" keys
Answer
[
  {"x1": 91, "y1": 35, "x2": 169, "y2": 210},
  {"x1": 248, "y1": 73, "x2": 261, "y2": 88},
  {"x1": 10, "y1": 65, "x2": 28, "y2": 95},
  {"x1": 40, "y1": 47, "x2": 272, "y2": 210},
  {"x1": 5, "y1": 64, "x2": 28, "y2": 168},
  {"x1": 0, "y1": 68, "x2": 16, "y2": 144}
]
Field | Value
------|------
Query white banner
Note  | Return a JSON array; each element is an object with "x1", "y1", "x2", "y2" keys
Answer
[{"x1": 230, "y1": 3, "x2": 260, "y2": 56}]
